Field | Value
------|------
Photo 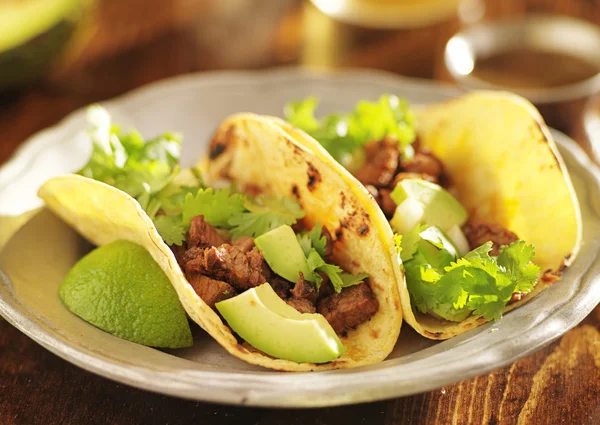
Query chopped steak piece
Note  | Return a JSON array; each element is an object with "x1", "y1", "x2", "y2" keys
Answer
[
  {"x1": 185, "y1": 244, "x2": 268, "y2": 291},
  {"x1": 317, "y1": 283, "x2": 379, "y2": 334},
  {"x1": 232, "y1": 236, "x2": 255, "y2": 253},
  {"x1": 400, "y1": 150, "x2": 444, "y2": 182},
  {"x1": 317, "y1": 273, "x2": 334, "y2": 301},
  {"x1": 171, "y1": 243, "x2": 187, "y2": 269},
  {"x1": 182, "y1": 246, "x2": 203, "y2": 264},
  {"x1": 462, "y1": 220, "x2": 519, "y2": 256},
  {"x1": 269, "y1": 276, "x2": 292, "y2": 299},
  {"x1": 392, "y1": 171, "x2": 438, "y2": 187},
  {"x1": 187, "y1": 273, "x2": 235, "y2": 309},
  {"x1": 354, "y1": 138, "x2": 400, "y2": 187},
  {"x1": 188, "y1": 215, "x2": 226, "y2": 249},
  {"x1": 321, "y1": 226, "x2": 334, "y2": 258},
  {"x1": 377, "y1": 188, "x2": 397, "y2": 218},
  {"x1": 291, "y1": 273, "x2": 317, "y2": 304},
  {"x1": 286, "y1": 297, "x2": 317, "y2": 314}
]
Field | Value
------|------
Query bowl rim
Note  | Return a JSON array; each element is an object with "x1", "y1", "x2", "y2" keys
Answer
[{"x1": 444, "y1": 14, "x2": 600, "y2": 104}]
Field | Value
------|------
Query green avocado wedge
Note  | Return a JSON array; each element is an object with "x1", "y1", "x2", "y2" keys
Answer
[
  {"x1": 390, "y1": 179, "x2": 467, "y2": 235},
  {"x1": 60, "y1": 240, "x2": 193, "y2": 349},
  {"x1": 254, "y1": 225, "x2": 313, "y2": 283},
  {"x1": 216, "y1": 283, "x2": 346, "y2": 363}
]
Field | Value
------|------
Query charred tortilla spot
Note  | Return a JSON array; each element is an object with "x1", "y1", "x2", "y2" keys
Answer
[
  {"x1": 424, "y1": 330, "x2": 443, "y2": 338},
  {"x1": 249, "y1": 299, "x2": 257, "y2": 307},
  {"x1": 370, "y1": 329, "x2": 380, "y2": 339},
  {"x1": 394, "y1": 299, "x2": 400, "y2": 310},
  {"x1": 291, "y1": 184, "x2": 300, "y2": 199},
  {"x1": 306, "y1": 162, "x2": 321, "y2": 191},
  {"x1": 358, "y1": 224, "x2": 369, "y2": 236},
  {"x1": 209, "y1": 125, "x2": 235, "y2": 159},
  {"x1": 236, "y1": 345, "x2": 249, "y2": 354},
  {"x1": 340, "y1": 192, "x2": 346, "y2": 208},
  {"x1": 292, "y1": 144, "x2": 303, "y2": 155},
  {"x1": 209, "y1": 142, "x2": 227, "y2": 159},
  {"x1": 335, "y1": 228, "x2": 343, "y2": 240}
]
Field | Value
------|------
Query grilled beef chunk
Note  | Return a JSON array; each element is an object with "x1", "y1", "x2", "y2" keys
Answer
[
  {"x1": 377, "y1": 188, "x2": 397, "y2": 218},
  {"x1": 187, "y1": 273, "x2": 236, "y2": 308},
  {"x1": 400, "y1": 150, "x2": 444, "y2": 182},
  {"x1": 185, "y1": 244, "x2": 268, "y2": 291},
  {"x1": 354, "y1": 138, "x2": 400, "y2": 187},
  {"x1": 462, "y1": 220, "x2": 519, "y2": 256},
  {"x1": 286, "y1": 298, "x2": 316, "y2": 314},
  {"x1": 188, "y1": 215, "x2": 226, "y2": 248},
  {"x1": 270, "y1": 276, "x2": 292, "y2": 299},
  {"x1": 291, "y1": 273, "x2": 317, "y2": 304},
  {"x1": 171, "y1": 244, "x2": 187, "y2": 269},
  {"x1": 317, "y1": 272, "x2": 334, "y2": 301},
  {"x1": 317, "y1": 282, "x2": 379, "y2": 334},
  {"x1": 232, "y1": 236, "x2": 255, "y2": 253}
]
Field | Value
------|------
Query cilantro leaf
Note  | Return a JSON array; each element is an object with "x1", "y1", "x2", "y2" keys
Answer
[
  {"x1": 340, "y1": 272, "x2": 369, "y2": 288},
  {"x1": 297, "y1": 223, "x2": 327, "y2": 257},
  {"x1": 284, "y1": 95, "x2": 417, "y2": 163},
  {"x1": 297, "y1": 232, "x2": 312, "y2": 257},
  {"x1": 306, "y1": 248, "x2": 368, "y2": 293},
  {"x1": 403, "y1": 226, "x2": 540, "y2": 322},
  {"x1": 77, "y1": 105, "x2": 182, "y2": 225},
  {"x1": 399, "y1": 224, "x2": 424, "y2": 262},
  {"x1": 497, "y1": 241, "x2": 540, "y2": 294},
  {"x1": 228, "y1": 196, "x2": 305, "y2": 239},
  {"x1": 284, "y1": 97, "x2": 320, "y2": 133},
  {"x1": 181, "y1": 188, "x2": 246, "y2": 229},
  {"x1": 154, "y1": 215, "x2": 186, "y2": 246},
  {"x1": 306, "y1": 249, "x2": 342, "y2": 292}
]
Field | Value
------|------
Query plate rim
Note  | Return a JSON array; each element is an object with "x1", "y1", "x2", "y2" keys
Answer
[{"x1": 1, "y1": 67, "x2": 599, "y2": 408}]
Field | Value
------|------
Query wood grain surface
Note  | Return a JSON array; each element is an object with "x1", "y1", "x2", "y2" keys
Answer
[{"x1": 1, "y1": 0, "x2": 599, "y2": 424}]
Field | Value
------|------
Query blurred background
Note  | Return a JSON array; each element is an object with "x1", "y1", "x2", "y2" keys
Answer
[{"x1": 3, "y1": 0, "x2": 600, "y2": 159}]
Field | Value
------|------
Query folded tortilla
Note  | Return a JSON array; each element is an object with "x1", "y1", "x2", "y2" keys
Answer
[
  {"x1": 268, "y1": 91, "x2": 582, "y2": 340},
  {"x1": 38, "y1": 114, "x2": 404, "y2": 371}
]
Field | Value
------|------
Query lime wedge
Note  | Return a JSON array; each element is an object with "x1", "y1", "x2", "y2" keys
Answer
[{"x1": 60, "y1": 240, "x2": 193, "y2": 348}]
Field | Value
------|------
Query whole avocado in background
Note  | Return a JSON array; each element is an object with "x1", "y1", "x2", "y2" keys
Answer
[{"x1": 0, "y1": 0, "x2": 90, "y2": 90}]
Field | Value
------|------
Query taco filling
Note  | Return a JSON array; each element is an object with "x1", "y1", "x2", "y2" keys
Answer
[
  {"x1": 173, "y1": 215, "x2": 378, "y2": 335},
  {"x1": 283, "y1": 95, "x2": 563, "y2": 324}
]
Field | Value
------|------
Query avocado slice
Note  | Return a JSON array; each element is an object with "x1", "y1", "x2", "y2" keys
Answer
[
  {"x1": 390, "y1": 179, "x2": 467, "y2": 235},
  {"x1": 254, "y1": 225, "x2": 313, "y2": 283},
  {"x1": 216, "y1": 283, "x2": 346, "y2": 363},
  {"x1": 419, "y1": 225, "x2": 460, "y2": 259}
]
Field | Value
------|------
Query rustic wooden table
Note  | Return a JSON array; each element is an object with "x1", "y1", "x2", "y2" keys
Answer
[{"x1": 1, "y1": 1, "x2": 599, "y2": 424}]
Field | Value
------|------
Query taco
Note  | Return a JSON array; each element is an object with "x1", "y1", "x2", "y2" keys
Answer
[
  {"x1": 280, "y1": 91, "x2": 582, "y2": 339},
  {"x1": 38, "y1": 107, "x2": 403, "y2": 371}
]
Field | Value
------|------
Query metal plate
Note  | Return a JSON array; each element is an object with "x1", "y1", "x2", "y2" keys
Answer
[{"x1": 1, "y1": 68, "x2": 599, "y2": 407}]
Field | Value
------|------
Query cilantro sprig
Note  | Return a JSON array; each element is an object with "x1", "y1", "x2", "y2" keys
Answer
[
  {"x1": 77, "y1": 106, "x2": 307, "y2": 245},
  {"x1": 284, "y1": 95, "x2": 417, "y2": 164},
  {"x1": 78, "y1": 105, "x2": 183, "y2": 203},
  {"x1": 297, "y1": 224, "x2": 368, "y2": 293},
  {"x1": 404, "y1": 231, "x2": 540, "y2": 322}
]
